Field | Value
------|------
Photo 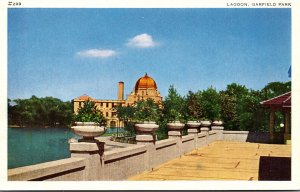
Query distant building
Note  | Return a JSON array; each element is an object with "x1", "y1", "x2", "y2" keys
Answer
[{"x1": 73, "y1": 73, "x2": 162, "y2": 127}]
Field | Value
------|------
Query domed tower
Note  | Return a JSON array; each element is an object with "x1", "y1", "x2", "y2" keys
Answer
[{"x1": 126, "y1": 73, "x2": 162, "y2": 105}]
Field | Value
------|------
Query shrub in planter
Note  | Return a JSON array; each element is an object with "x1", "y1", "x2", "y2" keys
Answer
[
  {"x1": 71, "y1": 100, "x2": 106, "y2": 141},
  {"x1": 133, "y1": 99, "x2": 161, "y2": 134},
  {"x1": 166, "y1": 109, "x2": 185, "y2": 130},
  {"x1": 200, "y1": 117, "x2": 212, "y2": 127},
  {"x1": 73, "y1": 100, "x2": 106, "y2": 125},
  {"x1": 162, "y1": 85, "x2": 186, "y2": 132}
]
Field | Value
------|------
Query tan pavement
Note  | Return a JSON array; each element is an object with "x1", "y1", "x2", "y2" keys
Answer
[{"x1": 128, "y1": 141, "x2": 291, "y2": 180}]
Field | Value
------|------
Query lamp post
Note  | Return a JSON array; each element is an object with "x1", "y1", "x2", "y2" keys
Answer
[{"x1": 280, "y1": 123, "x2": 284, "y2": 130}]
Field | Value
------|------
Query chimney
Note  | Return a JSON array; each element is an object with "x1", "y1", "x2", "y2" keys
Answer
[{"x1": 118, "y1": 81, "x2": 124, "y2": 100}]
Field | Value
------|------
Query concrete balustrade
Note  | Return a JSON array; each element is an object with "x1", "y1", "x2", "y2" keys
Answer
[
  {"x1": 223, "y1": 130, "x2": 249, "y2": 141},
  {"x1": 8, "y1": 157, "x2": 86, "y2": 181},
  {"x1": 8, "y1": 124, "x2": 267, "y2": 181}
]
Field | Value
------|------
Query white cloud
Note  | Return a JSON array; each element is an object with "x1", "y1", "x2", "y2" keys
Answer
[
  {"x1": 77, "y1": 49, "x2": 117, "y2": 58},
  {"x1": 127, "y1": 33, "x2": 157, "y2": 48}
]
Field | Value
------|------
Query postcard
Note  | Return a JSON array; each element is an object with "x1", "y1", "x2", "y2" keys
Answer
[{"x1": 1, "y1": 0, "x2": 300, "y2": 190}]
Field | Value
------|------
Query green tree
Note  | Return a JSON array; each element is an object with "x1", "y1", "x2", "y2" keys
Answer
[
  {"x1": 133, "y1": 98, "x2": 161, "y2": 123},
  {"x1": 8, "y1": 99, "x2": 13, "y2": 125},
  {"x1": 224, "y1": 83, "x2": 249, "y2": 97},
  {"x1": 220, "y1": 92, "x2": 237, "y2": 130},
  {"x1": 219, "y1": 83, "x2": 249, "y2": 130},
  {"x1": 162, "y1": 85, "x2": 185, "y2": 122},
  {"x1": 261, "y1": 81, "x2": 291, "y2": 100},
  {"x1": 9, "y1": 96, "x2": 73, "y2": 127},
  {"x1": 116, "y1": 104, "x2": 135, "y2": 136},
  {"x1": 184, "y1": 91, "x2": 203, "y2": 121},
  {"x1": 156, "y1": 85, "x2": 185, "y2": 140},
  {"x1": 73, "y1": 100, "x2": 106, "y2": 125},
  {"x1": 236, "y1": 90, "x2": 268, "y2": 131},
  {"x1": 198, "y1": 87, "x2": 221, "y2": 120}
]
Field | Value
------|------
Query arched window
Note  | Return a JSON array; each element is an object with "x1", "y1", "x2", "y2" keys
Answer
[{"x1": 110, "y1": 121, "x2": 116, "y2": 128}]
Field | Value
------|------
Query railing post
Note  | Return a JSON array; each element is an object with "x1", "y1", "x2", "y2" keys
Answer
[
  {"x1": 200, "y1": 120, "x2": 211, "y2": 145},
  {"x1": 186, "y1": 121, "x2": 201, "y2": 149},
  {"x1": 211, "y1": 121, "x2": 224, "y2": 140},
  {"x1": 167, "y1": 122, "x2": 185, "y2": 156},
  {"x1": 69, "y1": 140, "x2": 105, "y2": 180},
  {"x1": 135, "y1": 123, "x2": 157, "y2": 170}
]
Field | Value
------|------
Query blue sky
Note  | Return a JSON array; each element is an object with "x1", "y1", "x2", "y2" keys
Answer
[{"x1": 8, "y1": 8, "x2": 291, "y2": 101}]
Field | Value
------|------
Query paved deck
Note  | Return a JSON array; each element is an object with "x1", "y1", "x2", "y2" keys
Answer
[{"x1": 128, "y1": 141, "x2": 291, "y2": 180}]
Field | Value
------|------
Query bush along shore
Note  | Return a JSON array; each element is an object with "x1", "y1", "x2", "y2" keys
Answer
[{"x1": 8, "y1": 96, "x2": 73, "y2": 128}]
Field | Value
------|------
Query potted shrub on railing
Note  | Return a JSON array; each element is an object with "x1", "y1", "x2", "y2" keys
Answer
[
  {"x1": 200, "y1": 118, "x2": 212, "y2": 127},
  {"x1": 133, "y1": 99, "x2": 161, "y2": 134},
  {"x1": 186, "y1": 117, "x2": 201, "y2": 131},
  {"x1": 184, "y1": 90, "x2": 202, "y2": 130},
  {"x1": 212, "y1": 114, "x2": 223, "y2": 126},
  {"x1": 166, "y1": 109, "x2": 185, "y2": 130},
  {"x1": 71, "y1": 100, "x2": 106, "y2": 141},
  {"x1": 212, "y1": 120, "x2": 223, "y2": 126}
]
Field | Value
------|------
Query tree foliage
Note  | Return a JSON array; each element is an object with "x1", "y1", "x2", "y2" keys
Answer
[
  {"x1": 73, "y1": 100, "x2": 106, "y2": 125},
  {"x1": 198, "y1": 87, "x2": 221, "y2": 120},
  {"x1": 116, "y1": 98, "x2": 161, "y2": 136},
  {"x1": 218, "y1": 82, "x2": 290, "y2": 131},
  {"x1": 184, "y1": 91, "x2": 203, "y2": 121},
  {"x1": 162, "y1": 85, "x2": 185, "y2": 122},
  {"x1": 8, "y1": 80, "x2": 290, "y2": 134},
  {"x1": 260, "y1": 81, "x2": 291, "y2": 102},
  {"x1": 115, "y1": 104, "x2": 135, "y2": 136},
  {"x1": 8, "y1": 95, "x2": 73, "y2": 127},
  {"x1": 114, "y1": 81, "x2": 290, "y2": 139},
  {"x1": 133, "y1": 99, "x2": 161, "y2": 123}
]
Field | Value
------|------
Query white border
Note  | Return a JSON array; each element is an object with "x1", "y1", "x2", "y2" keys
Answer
[{"x1": 1, "y1": 0, "x2": 299, "y2": 190}]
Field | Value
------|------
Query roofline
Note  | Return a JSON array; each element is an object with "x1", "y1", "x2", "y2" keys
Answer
[
  {"x1": 283, "y1": 96, "x2": 291, "y2": 104},
  {"x1": 260, "y1": 91, "x2": 291, "y2": 105}
]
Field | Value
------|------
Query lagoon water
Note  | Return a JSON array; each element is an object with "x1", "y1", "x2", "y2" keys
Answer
[
  {"x1": 8, "y1": 127, "x2": 79, "y2": 169},
  {"x1": 8, "y1": 127, "x2": 124, "y2": 169}
]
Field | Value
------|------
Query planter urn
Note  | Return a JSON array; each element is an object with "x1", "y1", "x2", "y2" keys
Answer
[
  {"x1": 211, "y1": 120, "x2": 224, "y2": 131},
  {"x1": 211, "y1": 120, "x2": 224, "y2": 130},
  {"x1": 200, "y1": 120, "x2": 211, "y2": 134},
  {"x1": 135, "y1": 122, "x2": 159, "y2": 134},
  {"x1": 167, "y1": 121, "x2": 185, "y2": 130},
  {"x1": 212, "y1": 120, "x2": 223, "y2": 126},
  {"x1": 211, "y1": 120, "x2": 224, "y2": 140},
  {"x1": 201, "y1": 120, "x2": 211, "y2": 127},
  {"x1": 135, "y1": 122, "x2": 159, "y2": 144},
  {"x1": 186, "y1": 121, "x2": 201, "y2": 134},
  {"x1": 167, "y1": 121, "x2": 185, "y2": 137},
  {"x1": 71, "y1": 122, "x2": 106, "y2": 142}
]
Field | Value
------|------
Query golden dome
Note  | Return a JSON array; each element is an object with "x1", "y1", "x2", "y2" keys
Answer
[{"x1": 135, "y1": 73, "x2": 157, "y2": 92}]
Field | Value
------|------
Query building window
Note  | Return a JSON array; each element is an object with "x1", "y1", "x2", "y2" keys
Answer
[
  {"x1": 112, "y1": 112, "x2": 116, "y2": 117},
  {"x1": 106, "y1": 112, "x2": 109, "y2": 117},
  {"x1": 100, "y1": 103, "x2": 103, "y2": 107},
  {"x1": 110, "y1": 121, "x2": 116, "y2": 128}
]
